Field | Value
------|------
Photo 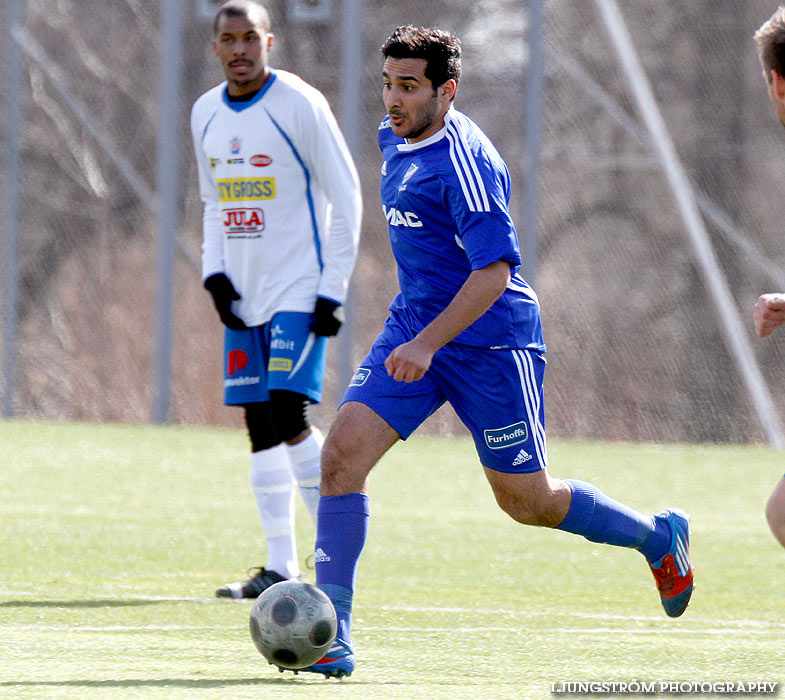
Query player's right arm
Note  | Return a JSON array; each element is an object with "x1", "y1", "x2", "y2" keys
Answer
[
  {"x1": 190, "y1": 100, "x2": 225, "y2": 282},
  {"x1": 384, "y1": 260, "x2": 511, "y2": 383},
  {"x1": 191, "y1": 99, "x2": 246, "y2": 330},
  {"x1": 753, "y1": 292, "x2": 785, "y2": 337}
]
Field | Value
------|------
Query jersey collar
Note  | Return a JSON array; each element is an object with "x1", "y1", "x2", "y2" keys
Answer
[
  {"x1": 396, "y1": 105, "x2": 455, "y2": 152},
  {"x1": 222, "y1": 68, "x2": 278, "y2": 112}
]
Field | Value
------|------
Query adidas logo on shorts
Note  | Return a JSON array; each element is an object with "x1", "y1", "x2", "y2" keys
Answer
[{"x1": 512, "y1": 448, "x2": 533, "y2": 466}]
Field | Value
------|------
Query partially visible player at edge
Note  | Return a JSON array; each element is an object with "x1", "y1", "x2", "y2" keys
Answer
[
  {"x1": 752, "y1": 6, "x2": 785, "y2": 550},
  {"x1": 290, "y1": 25, "x2": 693, "y2": 679},
  {"x1": 190, "y1": 0, "x2": 361, "y2": 598}
]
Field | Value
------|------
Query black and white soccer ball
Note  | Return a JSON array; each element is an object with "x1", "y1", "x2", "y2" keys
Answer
[{"x1": 249, "y1": 580, "x2": 337, "y2": 669}]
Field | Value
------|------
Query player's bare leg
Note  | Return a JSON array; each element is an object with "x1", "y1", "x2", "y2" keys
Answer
[
  {"x1": 483, "y1": 467, "x2": 571, "y2": 527},
  {"x1": 298, "y1": 401, "x2": 399, "y2": 678},
  {"x1": 320, "y1": 401, "x2": 400, "y2": 496},
  {"x1": 485, "y1": 466, "x2": 693, "y2": 617}
]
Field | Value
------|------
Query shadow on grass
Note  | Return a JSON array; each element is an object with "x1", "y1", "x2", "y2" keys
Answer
[
  {"x1": 0, "y1": 677, "x2": 383, "y2": 688},
  {"x1": 0, "y1": 599, "x2": 190, "y2": 609}
]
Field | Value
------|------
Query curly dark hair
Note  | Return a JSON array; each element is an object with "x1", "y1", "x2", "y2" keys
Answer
[
  {"x1": 755, "y1": 6, "x2": 785, "y2": 79},
  {"x1": 381, "y1": 25, "x2": 461, "y2": 90}
]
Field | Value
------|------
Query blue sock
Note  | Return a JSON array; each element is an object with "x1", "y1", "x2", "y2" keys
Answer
[
  {"x1": 314, "y1": 493, "x2": 370, "y2": 645},
  {"x1": 556, "y1": 479, "x2": 670, "y2": 563}
]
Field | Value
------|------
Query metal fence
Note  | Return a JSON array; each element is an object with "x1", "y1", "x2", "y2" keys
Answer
[{"x1": 3, "y1": 0, "x2": 785, "y2": 446}]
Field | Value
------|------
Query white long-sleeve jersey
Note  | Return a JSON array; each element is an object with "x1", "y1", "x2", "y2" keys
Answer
[{"x1": 190, "y1": 69, "x2": 361, "y2": 327}]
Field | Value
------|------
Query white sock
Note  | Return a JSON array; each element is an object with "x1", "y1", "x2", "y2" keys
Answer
[
  {"x1": 250, "y1": 444, "x2": 299, "y2": 579},
  {"x1": 286, "y1": 428, "x2": 323, "y2": 527}
]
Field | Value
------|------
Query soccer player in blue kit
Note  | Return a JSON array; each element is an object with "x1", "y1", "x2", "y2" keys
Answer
[{"x1": 296, "y1": 26, "x2": 694, "y2": 678}]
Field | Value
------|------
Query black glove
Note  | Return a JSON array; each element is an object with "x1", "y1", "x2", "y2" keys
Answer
[
  {"x1": 310, "y1": 297, "x2": 344, "y2": 337},
  {"x1": 203, "y1": 273, "x2": 248, "y2": 330}
]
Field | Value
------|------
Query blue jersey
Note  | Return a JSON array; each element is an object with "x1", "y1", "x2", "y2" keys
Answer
[{"x1": 378, "y1": 106, "x2": 545, "y2": 351}]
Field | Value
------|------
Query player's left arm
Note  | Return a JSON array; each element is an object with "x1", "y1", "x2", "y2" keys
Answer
[
  {"x1": 299, "y1": 93, "x2": 362, "y2": 310},
  {"x1": 384, "y1": 260, "x2": 511, "y2": 383}
]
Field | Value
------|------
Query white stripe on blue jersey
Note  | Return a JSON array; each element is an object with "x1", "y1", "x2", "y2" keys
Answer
[
  {"x1": 445, "y1": 123, "x2": 490, "y2": 213},
  {"x1": 445, "y1": 129, "x2": 476, "y2": 212},
  {"x1": 507, "y1": 273, "x2": 538, "y2": 301},
  {"x1": 448, "y1": 121, "x2": 490, "y2": 211}
]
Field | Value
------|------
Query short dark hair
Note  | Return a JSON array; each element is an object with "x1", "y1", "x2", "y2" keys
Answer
[
  {"x1": 755, "y1": 6, "x2": 785, "y2": 79},
  {"x1": 213, "y1": 0, "x2": 271, "y2": 36},
  {"x1": 381, "y1": 25, "x2": 462, "y2": 90}
]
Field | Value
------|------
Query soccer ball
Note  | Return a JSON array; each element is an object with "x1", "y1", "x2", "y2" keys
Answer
[{"x1": 249, "y1": 580, "x2": 337, "y2": 669}]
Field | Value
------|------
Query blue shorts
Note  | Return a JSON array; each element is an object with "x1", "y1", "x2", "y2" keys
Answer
[
  {"x1": 223, "y1": 312, "x2": 327, "y2": 405},
  {"x1": 341, "y1": 312, "x2": 547, "y2": 473}
]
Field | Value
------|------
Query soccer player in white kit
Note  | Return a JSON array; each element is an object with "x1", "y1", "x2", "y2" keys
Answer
[{"x1": 190, "y1": 0, "x2": 361, "y2": 598}]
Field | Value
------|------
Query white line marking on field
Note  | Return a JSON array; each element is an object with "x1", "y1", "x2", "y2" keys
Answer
[
  {"x1": 0, "y1": 625, "x2": 216, "y2": 632},
  {"x1": 374, "y1": 604, "x2": 785, "y2": 629},
  {"x1": 2, "y1": 592, "x2": 782, "y2": 633},
  {"x1": 360, "y1": 626, "x2": 781, "y2": 636},
  {"x1": 0, "y1": 592, "x2": 217, "y2": 603},
  {"x1": 1, "y1": 624, "x2": 779, "y2": 638}
]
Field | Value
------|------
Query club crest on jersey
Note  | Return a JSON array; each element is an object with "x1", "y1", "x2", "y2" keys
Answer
[
  {"x1": 399, "y1": 162, "x2": 419, "y2": 191},
  {"x1": 230, "y1": 136, "x2": 241, "y2": 154},
  {"x1": 382, "y1": 204, "x2": 422, "y2": 228},
  {"x1": 223, "y1": 207, "x2": 265, "y2": 234}
]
